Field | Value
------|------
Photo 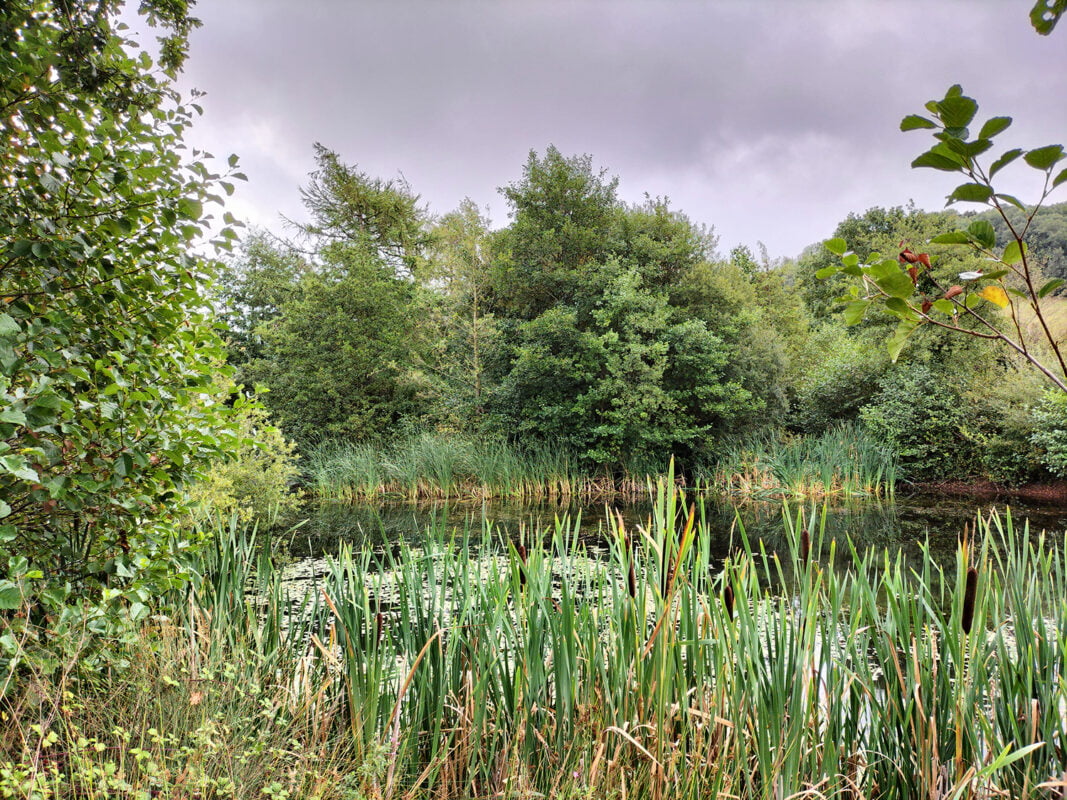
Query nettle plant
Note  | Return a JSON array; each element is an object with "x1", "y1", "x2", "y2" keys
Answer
[{"x1": 820, "y1": 85, "x2": 1067, "y2": 392}]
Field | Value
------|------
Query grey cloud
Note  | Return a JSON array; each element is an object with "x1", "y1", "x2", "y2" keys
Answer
[{"x1": 173, "y1": 0, "x2": 1067, "y2": 256}]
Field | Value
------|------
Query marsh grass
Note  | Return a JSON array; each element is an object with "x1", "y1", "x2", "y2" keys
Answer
[
  {"x1": 305, "y1": 432, "x2": 651, "y2": 502},
  {"x1": 4, "y1": 484, "x2": 1066, "y2": 799},
  {"x1": 707, "y1": 422, "x2": 898, "y2": 499}
]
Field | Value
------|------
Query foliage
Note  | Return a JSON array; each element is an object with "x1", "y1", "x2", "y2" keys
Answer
[
  {"x1": 238, "y1": 247, "x2": 424, "y2": 445},
  {"x1": 8, "y1": 494, "x2": 1064, "y2": 798},
  {"x1": 790, "y1": 323, "x2": 889, "y2": 431},
  {"x1": 820, "y1": 85, "x2": 1067, "y2": 391},
  {"x1": 419, "y1": 200, "x2": 499, "y2": 427},
  {"x1": 186, "y1": 389, "x2": 302, "y2": 524},
  {"x1": 223, "y1": 149, "x2": 429, "y2": 444},
  {"x1": 981, "y1": 201, "x2": 1067, "y2": 282},
  {"x1": 0, "y1": 1, "x2": 242, "y2": 659},
  {"x1": 1030, "y1": 388, "x2": 1067, "y2": 477},
  {"x1": 486, "y1": 149, "x2": 758, "y2": 469},
  {"x1": 860, "y1": 363, "x2": 983, "y2": 481}
]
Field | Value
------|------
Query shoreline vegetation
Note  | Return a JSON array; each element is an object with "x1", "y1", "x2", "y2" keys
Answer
[
  {"x1": 304, "y1": 424, "x2": 898, "y2": 503},
  {"x1": 4, "y1": 484, "x2": 1065, "y2": 798}
]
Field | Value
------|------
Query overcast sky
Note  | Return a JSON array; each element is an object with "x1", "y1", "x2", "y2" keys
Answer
[{"x1": 163, "y1": 1, "x2": 1067, "y2": 260}]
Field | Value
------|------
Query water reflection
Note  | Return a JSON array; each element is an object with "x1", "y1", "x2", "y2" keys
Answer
[{"x1": 283, "y1": 492, "x2": 1067, "y2": 569}]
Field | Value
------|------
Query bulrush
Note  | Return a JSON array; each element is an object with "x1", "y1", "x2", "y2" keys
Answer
[
  {"x1": 722, "y1": 583, "x2": 735, "y2": 620},
  {"x1": 626, "y1": 536, "x2": 637, "y2": 599},
  {"x1": 800, "y1": 530, "x2": 811, "y2": 568},
  {"x1": 961, "y1": 567, "x2": 978, "y2": 635},
  {"x1": 517, "y1": 544, "x2": 528, "y2": 588}
]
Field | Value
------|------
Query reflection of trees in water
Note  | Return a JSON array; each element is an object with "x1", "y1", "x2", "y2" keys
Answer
[{"x1": 286, "y1": 495, "x2": 1067, "y2": 569}]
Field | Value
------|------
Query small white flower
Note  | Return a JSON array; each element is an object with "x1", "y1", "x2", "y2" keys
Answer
[{"x1": 959, "y1": 271, "x2": 983, "y2": 281}]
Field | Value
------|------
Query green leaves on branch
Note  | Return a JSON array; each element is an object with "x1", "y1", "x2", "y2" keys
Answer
[
  {"x1": 904, "y1": 86, "x2": 1065, "y2": 210},
  {"x1": 819, "y1": 83, "x2": 1067, "y2": 387}
]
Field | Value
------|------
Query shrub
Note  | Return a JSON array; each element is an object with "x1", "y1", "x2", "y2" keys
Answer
[
  {"x1": 1031, "y1": 388, "x2": 1067, "y2": 477},
  {"x1": 187, "y1": 391, "x2": 302, "y2": 524}
]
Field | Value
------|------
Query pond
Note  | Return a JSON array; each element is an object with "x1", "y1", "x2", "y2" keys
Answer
[{"x1": 281, "y1": 490, "x2": 1067, "y2": 572}]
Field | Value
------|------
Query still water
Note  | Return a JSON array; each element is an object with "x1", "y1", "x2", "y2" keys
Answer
[{"x1": 283, "y1": 491, "x2": 1067, "y2": 569}]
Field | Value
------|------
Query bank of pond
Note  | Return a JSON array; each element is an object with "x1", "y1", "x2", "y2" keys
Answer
[
  {"x1": 4, "y1": 482, "x2": 1066, "y2": 799},
  {"x1": 304, "y1": 424, "x2": 899, "y2": 503}
]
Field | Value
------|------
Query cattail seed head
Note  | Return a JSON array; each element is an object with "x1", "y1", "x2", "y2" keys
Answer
[
  {"x1": 961, "y1": 567, "x2": 978, "y2": 635},
  {"x1": 723, "y1": 584, "x2": 735, "y2": 620},
  {"x1": 800, "y1": 530, "x2": 811, "y2": 567},
  {"x1": 517, "y1": 545, "x2": 527, "y2": 587}
]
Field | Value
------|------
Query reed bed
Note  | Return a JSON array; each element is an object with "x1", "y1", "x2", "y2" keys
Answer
[
  {"x1": 707, "y1": 422, "x2": 898, "y2": 499},
  {"x1": 4, "y1": 485, "x2": 1066, "y2": 798},
  {"x1": 305, "y1": 432, "x2": 661, "y2": 502}
]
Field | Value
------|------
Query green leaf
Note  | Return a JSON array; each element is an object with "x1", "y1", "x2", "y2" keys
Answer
[
  {"x1": 930, "y1": 231, "x2": 971, "y2": 245},
  {"x1": 0, "y1": 407, "x2": 25, "y2": 426},
  {"x1": 978, "y1": 116, "x2": 1012, "y2": 139},
  {"x1": 815, "y1": 266, "x2": 838, "y2": 279},
  {"x1": 989, "y1": 148, "x2": 1023, "y2": 178},
  {"x1": 947, "y1": 183, "x2": 993, "y2": 205},
  {"x1": 1024, "y1": 144, "x2": 1066, "y2": 171},
  {"x1": 932, "y1": 299, "x2": 956, "y2": 314},
  {"x1": 995, "y1": 193, "x2": 1027, "y2": 212},
  {"x1": 875, "y1": 271, "x2": 916, "y2": 299},
  {"x1": 887, "y1": 319, "x2": 919, "y2": 363},
  {"x1": 0, "y1": 314, "x2": 18, "y2": 338},
  {"x1": 115, "y1": 453, "x2": 134, "y2": 478},
  {"x1": 824, "y1": 238, "x2": 848, "y2": 256},
  {"x1": 1039, "y1": 278, "x2": 1065, "y2": 298},
  {"x1": 885, "y1": 297, "x2": 919, "y2": 320},
  {"x1": 981, "y1": 269, "x2": 1010, "y2": 280},
  {"x1": 1030, "y1": 0, "x2": 1067, "y2": 34},
  {"x1": 843, "y1": 300, "x2": 870, "y2": 326},
  {"x1": 966, "y1": 219, "x2": 997, "y2": 249},
  {"x1": 177, "y1": 197, "x2": 204, "y2": 220},
  {"x1": 912, "y1": 149, "x2": 965, "y2": 172},
  {"x1": 0, "y1": 455, "x2": 39, "y2": 483},
  {"x1": 1053, "y1": 167, "x2": 1067, "y2": 189},
  {"x1": 901, "y1": 115, "x2": 938, "y2": 131},
  {"x1": 1002, "y1": 240, "x2": 1026, "y2": 265},
  {"x1": 0, "y1": 581, "x2": 21, "y2": 611},
  {"x1": 0, "y1": 501, "x2": 10, "y2": 520},
  {"x1": 936, "y1": 93, "x2": 978, "y2": 129}
]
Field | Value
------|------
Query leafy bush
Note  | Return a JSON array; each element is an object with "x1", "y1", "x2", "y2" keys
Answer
[
  {"x1": 187, "y1": 391, "x2": 302, "y2": 524},
  {"x1": 0, "y1": 3, "x2": 242, "y2": 669},
  {"x1": 860, "y1": 363, "x2": 980, "y2": 481},
  {"x1": 1031, "y1": 389, "x2": 1067, "y2": 477}
]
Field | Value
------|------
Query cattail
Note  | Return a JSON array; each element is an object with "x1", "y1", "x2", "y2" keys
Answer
[
  {"x1": 722, "y1": 584, "x2": 735, "y2": 620},
  {"x1": 800, "y1": 530, "x2": 810, "y2": 568},
  {"x1": 626, "y1": 536, "x2": 637, "y2": 599},
  {"x1": 517, "y1": 544, "x2": 528, "y2": 587},
  {"x1": 375, "y1": 612, "x2": 384, "y2": 643},
  {"x1": 961, "y1": 567, "x2": 978, "y2": 635}
]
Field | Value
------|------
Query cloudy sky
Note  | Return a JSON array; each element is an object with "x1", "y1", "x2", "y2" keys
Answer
[{"x1": 163, "y1": 1, "x2": 1067, "y2": 259}]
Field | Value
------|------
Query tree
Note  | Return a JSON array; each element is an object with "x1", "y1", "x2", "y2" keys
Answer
[
  {"x1": 486, "y1": 149, "x2": 757, "y2": 469},
  {"x1": 224, "y1": 149, "x2": 428, "y2": 444},
  {"x1": 820, "y1": 85, "x2": 1067, "y2": 391},
  {"x1": 420, "y1": 200, "x2": 499, "y2": 427},
  {"x1": 0, "y1": 1, "x2": 243, "y2": 646}
]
